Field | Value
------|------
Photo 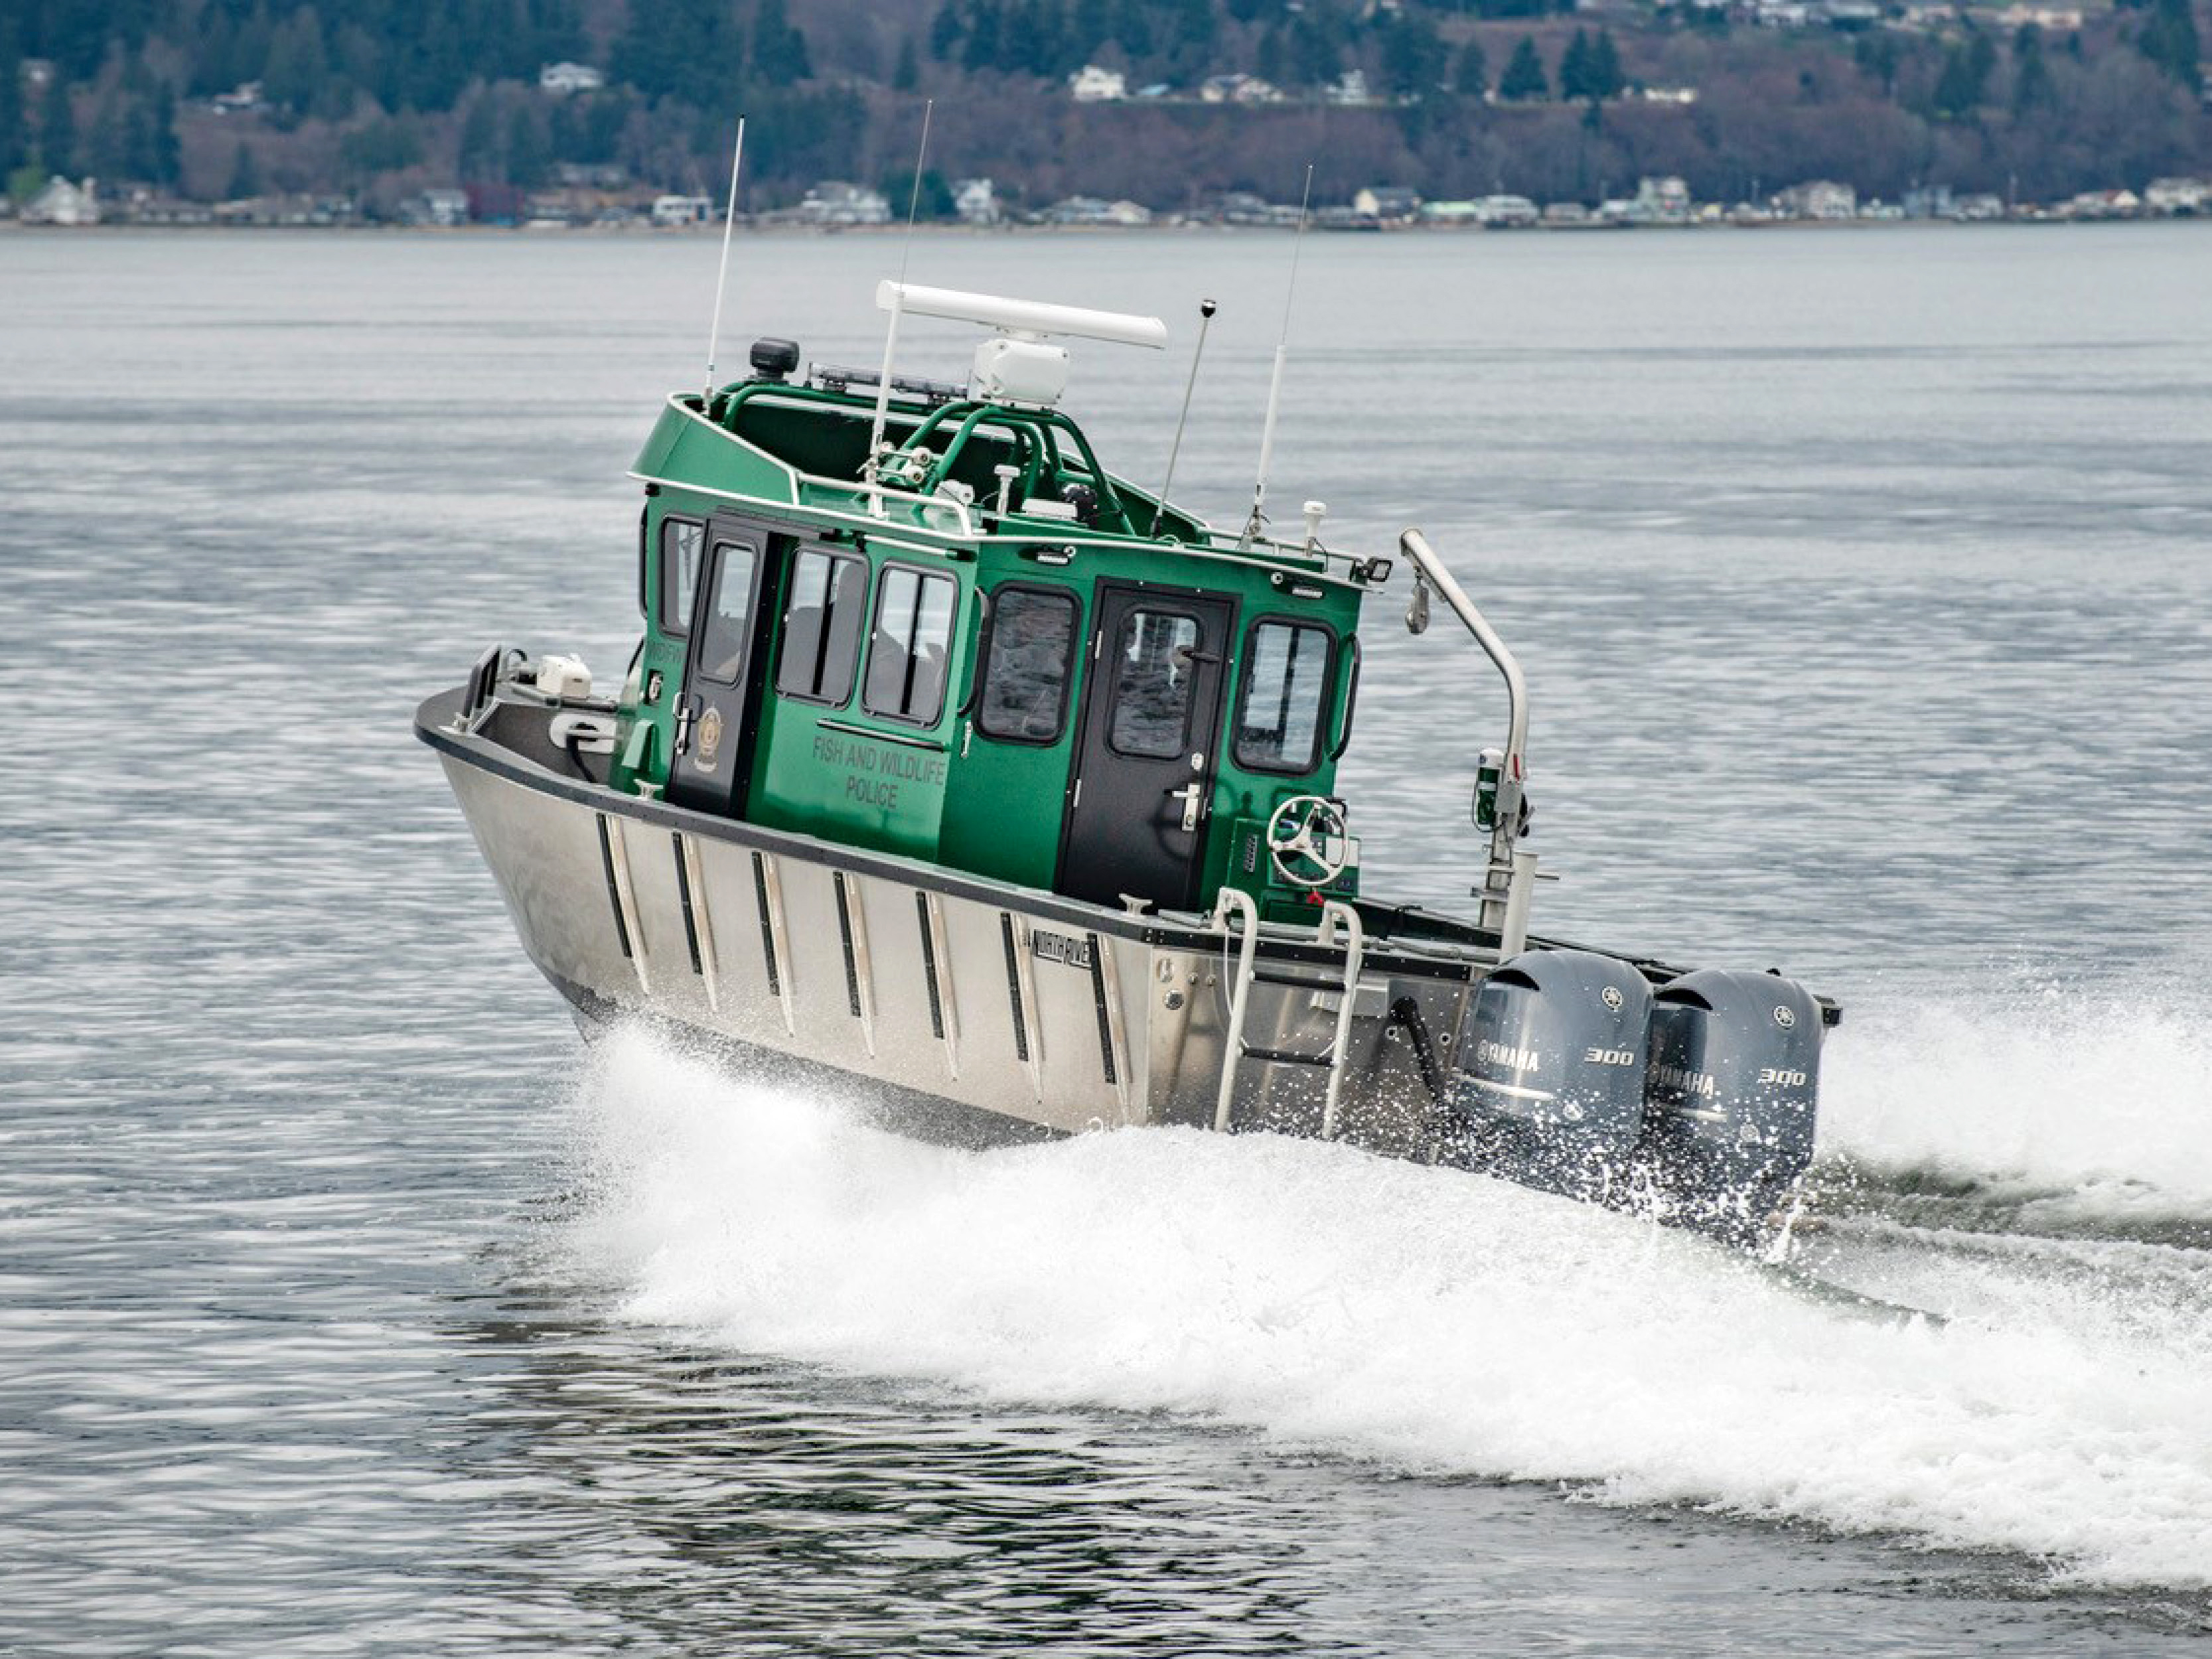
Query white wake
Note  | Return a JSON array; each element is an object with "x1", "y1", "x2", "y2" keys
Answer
[{"x1": 560, "y1": 1020, "x2": 2212, "y2": 1590}]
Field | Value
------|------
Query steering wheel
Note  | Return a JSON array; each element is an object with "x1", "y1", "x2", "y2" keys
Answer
[{"x1": 1266, "y1": 796, "x2": 1351, "y2": 889}]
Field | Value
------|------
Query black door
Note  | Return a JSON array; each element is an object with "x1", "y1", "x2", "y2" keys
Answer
[
  {"x1": 1060, "y1": 583, "x2": 1234, "y2": 910},
  {"x1": 666, "y1": 523, "x2": 769, "y2": 816}
]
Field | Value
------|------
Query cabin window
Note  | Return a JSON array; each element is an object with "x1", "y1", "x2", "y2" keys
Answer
[
  {"x1": 1108, "y1": 610, "x2": 1201, "y2": 760},
  {"x1": 694, "y1": 540, "x2": 760, "y2": 685},
  {"x1": 776, "y1": 549, "x2": 869, "y2": 705},
  {"x1": 976, "y1": 587, "x2": 1078, "y2": 744},
  {"x1": 1234, "y1": 620, "x2": 1333, "y2": 774},
  {"x1": 863, "y1": 565, "x2": 956, "y2": 726},
  {"x1": 659, "y1": 518, "x2": 704, "y2": 636}
]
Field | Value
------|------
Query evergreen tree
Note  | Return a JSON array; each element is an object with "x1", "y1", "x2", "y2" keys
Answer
[
  {"x1": 753, "y1": 0, "x2": 814, "y2": 83},
  {"x1": 929, "y1": 3, "x2": 962, "y2": 62},
  {"x1": 614, "y1": 0, "x2": 742, "y2": 101},
  {"x1": 1288, "y1": 15, "x2": 1340, "y2": 85},
  {"x1": 1558, "y1": 28, "x2": 1591, "y2": 98},
  {"x1": 893, "y1": 35, "x2": 920, "y2": 90},
  {"x1": 960, "y1": 1, "x2": 1004, "y2": 72},
  {"x1": 1256, "y1": 25, "x2": 1286, "y2": 86},
  {"x1": 2140, "y1": 0, "x2": 2203, "y2": 93},
  {"x1": 1499, "y1": 35, "x2": 1548, "y2": 100},
  {"x1": 459, "y1": 95, "x2": 499, "y2": 179},
  {"x1": 263, "y1": 7, "x2": 330, "y2": 118},
  {"x1": 38, "y1": 72, "x2": 74, "y2": 175},
  {"x1": 0, "y1": 33, "x2": 23, "y2": 179},
  {"x1": 2010, "y1": 23, "x2": 2053, "y2": 113},
  {"x1": 506, "y1": 102, "x2": 550, "y2": 186},
  {"x1": 1379, "y1": 11, "x2": 1447, "y2": 96},
  {"x1": 1112, "y1": 0, "x2": 1155, "y2": 60},
  {"x1": 154, "y1": 82, "x2": 179, "y2": 186},
  {"x1": 1587, "y1": 29, "x2": 1624, "y2": 98},
  {"x1": 226, "y1": 139, "x2": 259, "y2": 198},
  {"x1": 1453, "y1": 38, "x2": 1487, "y2": 97},
  {"x1": 1931, "y1": 36, "x2": 1994, "y2": 117},
  {"x1": 1854, "y1": 32, "x2": 1899, "y2": 96}
]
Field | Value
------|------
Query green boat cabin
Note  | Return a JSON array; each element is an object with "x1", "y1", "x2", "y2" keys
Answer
[{"x1": 608, "y1": 337, "x2": 1382, "y2": 924}]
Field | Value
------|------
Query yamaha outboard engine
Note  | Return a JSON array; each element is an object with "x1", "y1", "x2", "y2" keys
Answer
[
  {"x1": 1449, "y1": 948, "x2": 1655, "y2": 1201},
  {"x1": 1636, "y1": 969, "x2": 1824, "y2": 1240}
]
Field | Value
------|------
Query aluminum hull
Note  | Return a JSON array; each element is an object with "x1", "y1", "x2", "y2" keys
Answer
[{"x1": 419, "y1": 687, "x2": 1487, "y2": 1159}]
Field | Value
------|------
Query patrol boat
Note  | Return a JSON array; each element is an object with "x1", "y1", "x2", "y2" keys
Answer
[{"x1": 416, "y1": 279, "x2": 1838, "y2": 1239}]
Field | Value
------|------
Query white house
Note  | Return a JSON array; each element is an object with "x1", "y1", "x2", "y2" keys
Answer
[
  {"x1": 2144, "y1": 177, "x2": 2208, "y2": 215},
  {"x1": 1473, "y1": 193, "x2": 1540, "y2": 226},
  {"x1": 1327, "y1": 70, "x2": 1374, "y2": 105},
  {"x1": 1633, "y1": 175, "x2": 1692, "y2": 222},
  {"x1": 1353, "y1": 185, "x2": 1422, "y2": 222},
  {"x1": 403, "y1": 187, "x2": 471, "y2": 227},
  {"x1": 1775, "y1": 179, "x2": 1856, "y2": 220},
  {"x1": 1200, "y1": 72, "x2": 1284, "y2": 104},
  {"x1": 953, "y1": 177, "x2": 1001, "y2": 224},
  {"x1": 538, "y1": 62, "x2": 605, "y2": 95},
  {"x1": 1069, "y1": 64, "x2": 1128, "y2": 102},
  {"x1": 21, "y1": 177, "x2": 101, "y2": 226},
  {"x1": 796, "y1": 181, "x2": 891, "y2": 226},
  {"x1": 651, "y1": 194, "x2": 713, "y2": 226}
]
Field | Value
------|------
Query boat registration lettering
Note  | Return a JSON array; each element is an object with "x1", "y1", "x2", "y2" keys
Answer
[
  {"x1": 1031, "y1": 928, "x2": 1094, "y2": 970},
  {"x1": 812, "y1": 731, "x2": 948, "y2": 812}
]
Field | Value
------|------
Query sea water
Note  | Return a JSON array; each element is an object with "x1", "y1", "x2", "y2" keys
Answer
[{"x1": 3, "y1": 224, "x2": 2210, "y2": 1654}]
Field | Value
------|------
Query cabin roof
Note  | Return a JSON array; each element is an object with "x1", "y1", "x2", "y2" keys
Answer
[{"x1": 629, "y1": 374, "x2": 1390, "y2": 596}]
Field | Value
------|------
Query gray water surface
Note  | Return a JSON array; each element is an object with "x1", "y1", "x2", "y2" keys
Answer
[{"x1": 3, "y1": 225, "x2": 2211, "y2": 1656}]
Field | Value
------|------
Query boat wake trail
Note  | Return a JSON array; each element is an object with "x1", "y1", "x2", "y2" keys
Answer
[
  {"x1": 1818, "y1": 987, "x2": 2212, "y2": 1244},
  {"x1": 558, "y1": 1019, "x2": 2212, "y2": 1593}
]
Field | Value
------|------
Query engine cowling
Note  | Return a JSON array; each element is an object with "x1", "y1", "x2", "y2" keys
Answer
[
  {"x1": 1449, "y1": 948, "x2": 1655, "y2": 1200},
  {"x1": 1637, "y1": 968, "x2": 1824, "y2": 1238}
]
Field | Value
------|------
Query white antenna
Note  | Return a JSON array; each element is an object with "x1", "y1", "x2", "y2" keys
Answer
[
  {"x1": 897, "y1": 98, "x2": 934, "y2": 288},
  {"x1": 867, "y1": 102, "x2": 935, "y2": 512},
  {"x1": 1151, "y1": 297, "x2": 1218, "y2": 537},
  {"x1": 1242, "y1": 163, "x2": 1313, "y2": 548},
  {"x1": 702, "y1": 117, "x2": 747, "y2": 400}
]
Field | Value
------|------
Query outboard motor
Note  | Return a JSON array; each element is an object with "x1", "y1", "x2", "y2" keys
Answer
[
  {"x1": 1449, "y1": 948, "x2": 1655, "y2": 1201},
  {"x1": 1636, "y1": 969, "x2": 1824, "y2": 1240}
]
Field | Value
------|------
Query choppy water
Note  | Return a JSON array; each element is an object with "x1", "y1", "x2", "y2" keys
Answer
[{"x1": 3, "y1": 223, "x2": 2211, "y2": 1654}]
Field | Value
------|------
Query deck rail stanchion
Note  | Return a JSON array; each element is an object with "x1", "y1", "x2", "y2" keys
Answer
[
  {"x1": 1315, "y1": 900, "x2": 1365, "y2": 1139},
  {"x1": 1398, "y1": 528, "x2": 1538, "y2": 958},
  {"x1": 1211, "y1": 887, "x2": 1262, "y2": 1132}
]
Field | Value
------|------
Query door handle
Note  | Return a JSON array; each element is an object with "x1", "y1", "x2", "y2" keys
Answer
[
  {"x1": 1165, "y1": 782, "x2": 1204, "y2": 833},
  {"x1": 674, "y1": 697, "x2": 696, "y2": 756}
]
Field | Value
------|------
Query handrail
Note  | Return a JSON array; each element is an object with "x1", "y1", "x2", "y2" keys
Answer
[
  {"x1": 1398, "y1": 528, "x2": 1537, "y2": 956},
  {"x1": 1315, "y1": 900, "x2": 1365, "y2": 1140},
  {"x1": 1398, "y1": 528, "x2": 1527, "y2": 860},
  {"x1": 1211, "y1": 887, "x2": 1261, "y2": 1133}
]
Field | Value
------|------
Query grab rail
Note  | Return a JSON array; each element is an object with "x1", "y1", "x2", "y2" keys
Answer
[
  {"x1": 1398, "y1": 528, "x2": 1536, "y2": 956},
  {"x1": 1211, "y1": 887, "x2": 1262, "y2": 1132},
  {"x1": 1315, "y1": 900, "x2": 1364, "y2": 1140}
]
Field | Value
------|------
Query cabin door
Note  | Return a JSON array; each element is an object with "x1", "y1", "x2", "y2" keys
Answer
[
  {"x1": 666, "y1": 521, "x2": 769, "y2": 817},
  {"x1": 1059, "y1": 583, "x2": 1234, "y2": 910}
]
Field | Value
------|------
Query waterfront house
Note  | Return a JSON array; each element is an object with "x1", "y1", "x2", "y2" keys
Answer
[
  {"x1": 651, "y1": 194, "x2": 713, "y2": 226},
  {"x1": 1353, "y1": 186, "x2": 1422, "y2": 224},
  {"x1": 1069, "y1": 64, "x2": 1128, "y2": 102},
  {"x1": 21, "y1": 177, "x2": 100, "y2": 226}
]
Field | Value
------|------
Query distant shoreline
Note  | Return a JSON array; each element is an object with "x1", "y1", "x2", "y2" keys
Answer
[{"x1": 7, "y1": 215, "x2": 2208, "y2": 237}]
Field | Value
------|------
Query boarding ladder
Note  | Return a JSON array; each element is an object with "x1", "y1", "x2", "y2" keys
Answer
[{"x1": 1210, "y1": 889, "x2": 1365, "y2": 1140}]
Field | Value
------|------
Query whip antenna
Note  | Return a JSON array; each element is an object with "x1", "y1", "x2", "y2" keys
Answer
[
  {"x1": 897, "y1": 98, "x2": 934, "y2": 287},
  {"x1": 703, "y1": 116, "x2": 747, "y2": 400},
  {"x1": 1150, "y1": 297, "x2": 1218, "y2": 537},
  {"x1": 1242, "y1": 163, "x2": 1313, "y2": 548},
  {"x1": 867, "y1": 100, "x2": 936, "y2": 506}
]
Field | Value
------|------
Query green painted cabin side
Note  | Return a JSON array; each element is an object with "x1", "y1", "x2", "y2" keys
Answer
[{"x1": 608, "y1": 368, "x2": 1375, "y2": 922}]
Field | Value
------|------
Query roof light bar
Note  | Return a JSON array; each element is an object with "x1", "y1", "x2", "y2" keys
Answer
[{"x1": 875, "y1": 281, "x2": 1167, "y2": 350}]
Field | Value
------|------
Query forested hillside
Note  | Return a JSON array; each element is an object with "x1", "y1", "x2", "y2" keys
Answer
[{"x1": 3, "y1": 0, "x2": 2205, "y2": 213}]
